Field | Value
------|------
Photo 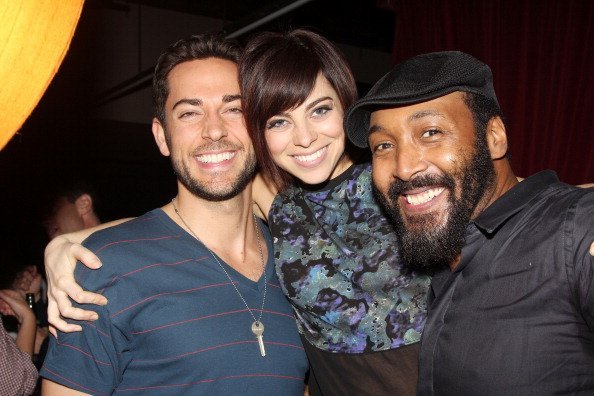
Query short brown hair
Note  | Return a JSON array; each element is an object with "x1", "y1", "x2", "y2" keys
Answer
[
  {"x1": 153, "y1": 34, "x2": 241, "y2": 124},
  {"x1": 240, "y1": 29, "x2": 357, "y2": 191}
]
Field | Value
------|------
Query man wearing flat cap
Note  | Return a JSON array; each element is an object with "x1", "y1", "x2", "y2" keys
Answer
[{"x1": 345, "y1": 51, "x2": 594, "y2": 394}]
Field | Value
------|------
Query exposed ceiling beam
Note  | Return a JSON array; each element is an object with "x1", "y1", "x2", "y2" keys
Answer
[{"x1": 94, "y1": 0, "x2": 316, "y2": 107}]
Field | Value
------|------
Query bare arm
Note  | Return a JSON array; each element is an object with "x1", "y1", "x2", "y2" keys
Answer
[
  {"x1": 42, "y1": 379, "x2": 91, "y2": 396},
  {"x1": 252, "y1": 172, "x2": 278, "y2": 222},
  {"x1": 0, "y1": 289, "x2": 36, "y2": 356},
  {"x1": 45, "y1": 218, "x2": 131, "y2": 335},
  {"x1": 0, "y1": 314, "x2": 38, "y2": 395}
]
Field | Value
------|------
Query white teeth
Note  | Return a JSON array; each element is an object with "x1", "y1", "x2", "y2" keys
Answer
[
  {"x1": 196, "y1": 152, "x2": 235, "y2": 164},
  {"x1": 294, "y1": 147, "x2": 326, "y2": 163},
  {"x1": 405, "y1": 187, "x2": 445, "y2": 205}
]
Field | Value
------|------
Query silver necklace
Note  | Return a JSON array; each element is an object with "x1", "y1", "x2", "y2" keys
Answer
[{"x1": 171, "y1": 198, "x2": 267, "y2": 357}]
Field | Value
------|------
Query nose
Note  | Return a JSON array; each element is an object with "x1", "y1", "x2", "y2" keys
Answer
[
  {"x1": 201, "y1": 112, "x2": 228, "y2": 141},
  {"x1": 392, "y1": 141, "x2": 428, "y2": 181},
  {"x1": 292, "y1": 122, "x2": 318, "y2": 148}
]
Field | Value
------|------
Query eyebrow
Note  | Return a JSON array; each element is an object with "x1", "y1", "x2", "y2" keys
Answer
[
  {"x1": 408, "y1": 109, "x2": 445, "y2": 122},
  {"x1": 305, "y1": 96, "x2": 333, "y2": 112},
  {"x1": 368, "y1": 109, "x2": 446, "y2": 137},
  {"x1": 171, "y1": 94, "x2": 241, "y2": 111},
  {"x1": 172, "y1": 98, "x2": 202, "y2": 110},
  {"x1": 368, "y1": 124, "x2": 385, "y2": 137},
  {"x1": 223, "y1": 94, "x2": 241, "y2": 103},
  {"x1": 272, "y1": 96, "x2": 333, "y2": 118}
]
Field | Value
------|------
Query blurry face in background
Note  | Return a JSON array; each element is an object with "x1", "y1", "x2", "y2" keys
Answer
[
  {"x1": 369, "y1": 92, "x2": 495, "y2": 271},
  {"x1": 11, "y1": 265, "x2": 43, "y2": 296},
  {"x1": 44, "y1": 197, "x2": 85, "y2": 239},
  {"x1": 264, "y1": 74, "x2": 352, "y2": 185}
]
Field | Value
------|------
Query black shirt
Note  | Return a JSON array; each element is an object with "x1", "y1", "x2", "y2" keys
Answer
[{"x1": 418, "y1": 171, "x2": 594, "y2": 395}]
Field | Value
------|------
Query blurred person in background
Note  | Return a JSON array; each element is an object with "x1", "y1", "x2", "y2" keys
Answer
[
  {"x1": 0, "y1": 249, "x2": 38, "y2": 396},
  {"x1": 43, "y1": 182, "x2": 101, "y2": 240}
]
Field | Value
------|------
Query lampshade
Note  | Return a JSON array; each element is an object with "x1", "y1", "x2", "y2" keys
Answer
[{"x1": 0, "y1": 0, "x2": 84, "y2": 150}]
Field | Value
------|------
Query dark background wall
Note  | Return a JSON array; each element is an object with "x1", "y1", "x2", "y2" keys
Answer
[
  {"x1": 1, "y1": 0, "x2": 592, "y2": 268},
  {"x1": 0, "y1": 0, "x2": 396, "y2": 265},
  {"x1": 392, "y1": 0, "x2": 594, "y2": 188}
]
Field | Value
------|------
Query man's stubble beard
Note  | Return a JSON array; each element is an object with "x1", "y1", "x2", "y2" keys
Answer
[
  {"x1": 373, "y1": 132, "x2": 495, "y2": 273},
  {"x1": 167, "y1": 135, "x2": 258, "y2": 202}
]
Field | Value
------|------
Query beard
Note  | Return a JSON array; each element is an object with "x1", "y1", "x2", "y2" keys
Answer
[
  {"x1": 171, "y1": 142, "x2": 257, "y2": 202},
  {"x1": 373, "y1": 134, "x2": 495, "y2": 273}
]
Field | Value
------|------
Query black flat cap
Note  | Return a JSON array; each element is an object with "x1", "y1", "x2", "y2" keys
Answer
[{"x1": 344, "y1": 51, "x2": 499, "y2": 147}]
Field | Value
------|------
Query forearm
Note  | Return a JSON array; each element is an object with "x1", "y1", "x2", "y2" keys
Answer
[
  {"x1": 48, "y1": 218, "x2": 132, "y2": 246},
  {"x1": 15, "y1": 311, "x2": 36, "y2": 356}
]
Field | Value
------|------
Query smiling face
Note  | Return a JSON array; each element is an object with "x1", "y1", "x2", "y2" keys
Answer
[
  {"x1": 152, "y1": 58, "x2": 257, "y2": 201},
  {"x1": 263, "y1": 74, "x2": 352, "y2": 186},
  {"x1": 369, "y1": 92, "x2": 496, "y2": 270}
]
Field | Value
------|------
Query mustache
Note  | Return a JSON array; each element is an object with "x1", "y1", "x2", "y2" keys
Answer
[
  {"x1": 388, "y1": 173, "x2": 456, "y2": 198},
  {"x1": 191, "y1": 141, "x2": 241, "y2": 156}
]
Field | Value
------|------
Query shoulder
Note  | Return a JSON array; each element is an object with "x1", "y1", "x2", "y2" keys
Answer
[
  {"x1": 510, "y1": 172, "x2": 593, "y2": 219},
  {"x1": 536, "y1": 182, "x2": 593, "y2": 215},
  {"x1": 529, "y1": 183, "x2": 593, "y2": 251},
  {"x1": 338, "y1": 162, "x2": 372, "y2": 185},
  {"x1": 75, "y1": 208, "x2": 186, "y2": 289},
  {"x1": 321, "y1": 162, "x2": 373, "y2": 200},
  {"x1": 554, "y1": 185, "x2": 594, "y2": 238},
  {"x1": 82, "y1": 209, "x2": 179, "y2": 252}
]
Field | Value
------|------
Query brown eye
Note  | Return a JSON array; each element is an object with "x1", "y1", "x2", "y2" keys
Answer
[
  {"x1": 421, "y1": 129, "x2": 441, "y2": 138},
  {"x1": 180, "y1": 111, "x2": 197, "y2": 118},
  {"x1": 372, "y1": 142, "x2": 393, "y2": 153}
]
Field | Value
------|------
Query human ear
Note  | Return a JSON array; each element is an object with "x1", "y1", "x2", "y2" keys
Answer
[
  {"x1": 486, "y1": 116, "x2": 508, "y2": 160},
  {"x1": 152, "y1": 118, "x2": 170, "y2": 157},
  {"x1": 75, "y1": 194, "x2": 93, "y2": 215}
]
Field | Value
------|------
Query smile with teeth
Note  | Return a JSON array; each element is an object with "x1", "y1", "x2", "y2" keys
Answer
[
  {"x1": 405, "y1": 187, "x2": 445, "y2": 205},
  {"x1": 195, "y1": 151, "x2": 235, "y2": 164},
  {"x1": 293, "y1": 146, "x2": 326, "y2": 163}
]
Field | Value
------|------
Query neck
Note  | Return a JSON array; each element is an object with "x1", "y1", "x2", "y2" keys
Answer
[
  {"x1": 471, "y1": 159, "x2": 518, "y2": 220},
  {"x1": 83, "y1": 213, "x2": 101, "y2": 229},
  {"x1": 451, "y1": 161, "x2": 518, "y2": 272},
  {"x1": 169, "y1": 181, "x2": 254, "y2": 232},
  {"x1": 329, "y1": 153, "x2": 354, "y2": 181},
  {"x1": 166, "y1": 182, "x2": 266, "y2": 280}
]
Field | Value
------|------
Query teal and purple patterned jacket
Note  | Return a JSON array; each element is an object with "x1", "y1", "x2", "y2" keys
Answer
[{"x1": 269, "y1": 162, "x2": 430, "y2": 353}]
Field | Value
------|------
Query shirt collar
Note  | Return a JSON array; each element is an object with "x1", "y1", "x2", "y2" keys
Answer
[{"x1": 473, "y1": 170, "x2": 559, "y2": 234}]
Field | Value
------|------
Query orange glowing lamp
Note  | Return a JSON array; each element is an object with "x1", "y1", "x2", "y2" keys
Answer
[{"x1": 0, "y1": 0, "x2": 84, "y2": 150}]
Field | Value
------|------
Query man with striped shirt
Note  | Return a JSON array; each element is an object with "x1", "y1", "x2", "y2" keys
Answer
[{"x1": 40, "y1": 34, "x2": 308, "y2": 395}]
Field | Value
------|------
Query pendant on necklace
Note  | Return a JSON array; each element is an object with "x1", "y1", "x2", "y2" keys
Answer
[{"x1": 251, "y1": 320, "x2": 266, "y2": 357}]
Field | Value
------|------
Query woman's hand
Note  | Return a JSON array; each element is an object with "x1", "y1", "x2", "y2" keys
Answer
[{"x1": 44, "y1": 235, "x2": 107, "y2": 336}]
